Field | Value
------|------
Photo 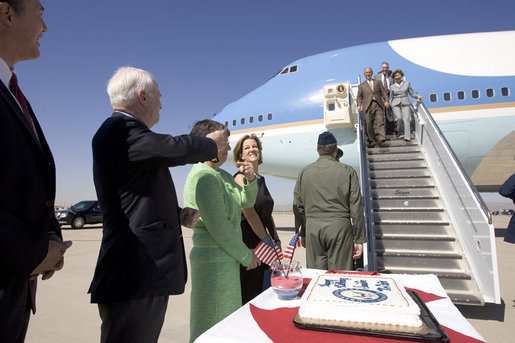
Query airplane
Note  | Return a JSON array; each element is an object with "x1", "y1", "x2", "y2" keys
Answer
[
  {"x1": 214, "y1": 30, "x2": 515, "y2": 191},
  {"x1": 212, "y1": 30, "x2": 515, "y2": 305}
]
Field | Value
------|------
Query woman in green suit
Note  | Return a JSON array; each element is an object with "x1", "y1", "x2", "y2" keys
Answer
[{"x1": 184, "y1": 120, "x2": 261, "y2": 342}]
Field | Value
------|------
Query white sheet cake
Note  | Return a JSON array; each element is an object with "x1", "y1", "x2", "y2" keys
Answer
[{"x1": 296, "y1": 274, "x2": 429, "y2": 335}]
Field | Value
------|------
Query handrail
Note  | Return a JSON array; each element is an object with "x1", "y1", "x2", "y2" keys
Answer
[
  {"x1": 355, "y1": 106, "x2": 374, "y2": 271},
  {"x1": 412, "y1": 100, "x2": 499, "y2": 303},
  {"x1": 413, "y1": 101, "x2": 492, "y2": 224}
]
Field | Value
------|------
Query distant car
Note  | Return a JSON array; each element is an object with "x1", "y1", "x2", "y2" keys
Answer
[{"x1": 55, "y1": 200, "x2": 102, "y2": 229}]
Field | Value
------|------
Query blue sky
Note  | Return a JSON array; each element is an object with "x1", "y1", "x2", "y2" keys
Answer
[{"x1": 14, "y1": 0, "x2": 515, "y2": 208}]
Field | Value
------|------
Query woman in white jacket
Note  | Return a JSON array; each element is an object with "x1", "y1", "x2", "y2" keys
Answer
[{"x1": 389, "y1": 69, "x2": 423, "y2": 141}]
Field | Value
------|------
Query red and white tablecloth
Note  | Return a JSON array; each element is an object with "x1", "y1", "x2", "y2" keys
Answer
[{"x1": 196, "y1": 269, "x2": 485, "y2": 343}]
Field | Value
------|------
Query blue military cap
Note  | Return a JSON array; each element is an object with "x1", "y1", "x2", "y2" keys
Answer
[{"x1": 318, "y1": 131, "x2": 337, "y2": 145}]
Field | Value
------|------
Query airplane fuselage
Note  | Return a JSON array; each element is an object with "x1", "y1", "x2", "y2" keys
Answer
[{"x1": 214, "y1": 31, "x2": 515, "y2": 187}]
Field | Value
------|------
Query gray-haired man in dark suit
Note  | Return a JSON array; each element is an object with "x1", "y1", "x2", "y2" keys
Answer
[{"x1": 89, "y1": 66, "x2": 218, "y2": 343}]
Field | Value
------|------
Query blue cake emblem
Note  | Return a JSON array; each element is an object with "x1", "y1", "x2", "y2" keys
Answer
[{"x1": 332, "y1": 288, "x2": 388, "y2": 303}]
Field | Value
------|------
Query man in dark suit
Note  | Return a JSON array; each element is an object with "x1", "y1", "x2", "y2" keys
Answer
[
  {"x1": 356, "y1": 67, "x2": 389, "y2": 146},
  {"x1": 0, "y1": 1, "x2": 73, "y2": 342},
  {"x1": 89, "y1": 66, "x2": 218, "y2": 343},
  {"x1": 374, "y1": 61, "x2": 395, "y2": 135}
]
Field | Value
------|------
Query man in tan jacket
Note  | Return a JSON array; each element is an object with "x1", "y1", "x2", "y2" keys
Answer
[{"x1": 357, "y1": 67, "x2": 389, "y2": 147}]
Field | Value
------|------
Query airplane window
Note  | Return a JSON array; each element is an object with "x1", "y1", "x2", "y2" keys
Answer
[
  {"x1": 457, "y1": 91, "x2": 465, "y2": 100},
  {"x1": 429, "y1": 93, "x2": 437, "y2": 102},
  {"x1": 267, "y1": 113, "x2": 273, "y2": 120},
  {"x1": 289, "y1": 65, "x2": 298, "y2": 73},
  {"x1": 471, "y1": 90, "x2": 480, "y2": 99},
  {"x1": 240, "y1": 118, "x2": 245, "y2": 125},
  {"x1": 258, "y1": 114, "x2": 263, "y2": 122},
  {"x1": 232, "y1": 119, "x2": 237, "y2": 127},
  {"x1": 224, "y1": 121, "x2": 228, "y2": 127},
  {"x1": 443, "y1": 92, "x2": 451, "y2": 101},
  {"x1": 249, "y1": 116, "x2": 254, "y2": 124},
  {"x1": 486, "y1": 88, "x2": 494, "y2": 98},
  {"x1": 501, "y1": 87, "x2": 510, "y2": 96},
  {"x1": 280, "y1": 68, "x2": 288, "y2": 74},
  {"x1": 328, "y1": 103, "x2": 335, "y2": 111}
]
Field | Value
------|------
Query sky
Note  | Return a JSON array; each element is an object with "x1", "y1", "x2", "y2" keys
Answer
[{"x1": 13, "y1": 0, "x2": 515, "y2": 208}]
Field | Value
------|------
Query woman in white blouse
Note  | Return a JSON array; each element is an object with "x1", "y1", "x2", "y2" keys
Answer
[{"x1": 389, "y1": 69, "x2": 423, "y2": 141}]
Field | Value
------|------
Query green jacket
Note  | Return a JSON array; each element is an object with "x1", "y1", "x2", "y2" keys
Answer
[{"x1": 184, "y1": 163, "x2": 258, "y2": 266}]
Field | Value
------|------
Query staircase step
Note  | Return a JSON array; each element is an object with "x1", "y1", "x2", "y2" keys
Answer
[
  {"x1": 369, "y1": 169, "x2": 431, "y2": 179},
  {"x1": 370, "y1": 178, "x2": 434, "y2": 188},
  {"x1": 439, "y1": 278, "x2": 476, "y2": 294},
  {"x1": 372, "y1": 211, "x2": 449, "y2": 224},
  {"x1": 368, "y1": 140, "x2": 418, "y2": 150},
  {"x1": 376, "y1": 255, "x2": 463, "y2": 269},
  {"x1": 371, "y1": 199, "x2": 442, "y2": 211},
  {"x1": 447, "y1": 292, "x2": 483, "y2": 305},
  {"x1": 369, "y1": 152, "x2": 424, "y2": 162},
  {"x1": 375, "y1": 232, "x2": 454, "y2": 241},
  {"x1": 371, "y1": 188, "x2": 439, "y2": 199},
  {"x1": 375, "y1": 239, "x2": 456, "y2": 252},
  {"x1": 369, "y1": 160, "x2": 427, "y2": 170},
  {"x1": 373, "y1": 223, "x2": 451, "y2": 236},
  {"x1": 368, "y1": 145, "x2": 421, "y2": 155},
  {"x1": 377, "y1": 267, "x2": 470, "y2": 279},
  {"x1": 376, "y1": 250, "x2": 462, "y2": 259}
]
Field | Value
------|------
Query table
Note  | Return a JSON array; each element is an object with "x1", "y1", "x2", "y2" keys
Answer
[{"x1": 196, "y1": 269, "x2": 485, "y2": 342}]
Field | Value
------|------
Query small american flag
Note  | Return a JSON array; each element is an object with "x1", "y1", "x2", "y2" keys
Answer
[
  {"x1": 283, "y1": 233, "x2": 300, "y2": 260},
  {"x1": 254, "y1": 235, "x2": 282, "y2": 266}
]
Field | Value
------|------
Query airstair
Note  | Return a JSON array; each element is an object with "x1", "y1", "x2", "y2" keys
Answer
[{"x1": 343, "y1": 84, "x2": 501, "y2": 305}]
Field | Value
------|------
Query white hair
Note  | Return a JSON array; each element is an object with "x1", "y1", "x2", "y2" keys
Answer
[{"x1": 107, "y1": 67, "x2": 156, "y2": 107}]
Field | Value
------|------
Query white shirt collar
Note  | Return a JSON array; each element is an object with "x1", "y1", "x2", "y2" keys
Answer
[
  {"x1": 0, "y1": 57, "x2": 13, "y2": 90},
  {"x1": 114, "y1": 110, "x2": 136, "y2": 119}
]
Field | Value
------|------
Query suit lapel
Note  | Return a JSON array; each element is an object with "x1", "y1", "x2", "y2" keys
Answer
[{"x1": 1, "y1": 81, "x2": 44, "y2": 151}]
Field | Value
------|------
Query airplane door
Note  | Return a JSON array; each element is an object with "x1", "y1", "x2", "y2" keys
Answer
[{"x1": 323, "y1": 82, "x2": 355, "y2": 129}]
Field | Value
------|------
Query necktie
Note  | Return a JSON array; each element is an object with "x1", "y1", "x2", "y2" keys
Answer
[
  {"x1": 9, "y1": 73, "x2": 36, "y2": 134},
  {"x1": 383, "y1": 75, "x2": 388, "y2": 90},
  {"x1": 369, "y1": 80, "x2": 374, "y2": 90}
]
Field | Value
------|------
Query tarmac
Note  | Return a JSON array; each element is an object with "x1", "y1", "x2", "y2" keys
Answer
[{"x1": 25, "y1": 213, "x2": 514, "y2": 343}]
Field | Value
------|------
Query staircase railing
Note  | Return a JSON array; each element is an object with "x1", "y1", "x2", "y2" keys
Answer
[
  {"x1": 355, "y1": 104, "x2": 375, "y2": 271},
  {"x1": 412, "y1": 101, "x2": 500, "y2": 304}
]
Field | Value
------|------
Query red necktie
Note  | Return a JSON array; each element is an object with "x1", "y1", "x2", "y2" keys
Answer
[{"x1": 9, "y1": 73, "x2": 36, "y2": 134}]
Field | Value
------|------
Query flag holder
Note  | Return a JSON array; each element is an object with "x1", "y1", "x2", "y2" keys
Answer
[{"x1": 285, "y1": 226, "x2": 301, "y2": 278}]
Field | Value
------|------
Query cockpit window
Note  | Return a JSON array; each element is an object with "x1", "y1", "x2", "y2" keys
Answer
[{"x1": 275, "y1": 65, "x2": 298, "y2": 76}]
